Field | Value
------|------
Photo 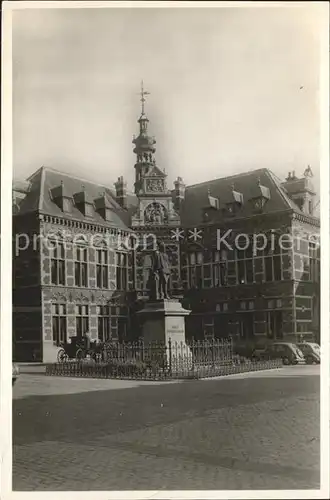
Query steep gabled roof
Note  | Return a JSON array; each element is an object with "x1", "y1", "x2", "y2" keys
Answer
[
  {"x1": 14, "y1": 166, "x2": 132, "y2": 232},
  {"x1": 178, "y1": 168, "x2": 302, "y2": 227},
  {"x1": 14, "y1": 166, "x2": 318, "y2": 230}
]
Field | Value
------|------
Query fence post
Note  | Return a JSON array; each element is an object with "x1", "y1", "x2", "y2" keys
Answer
[{"x1": 168, "y1": 338, "x2": 172, "y2": 374}]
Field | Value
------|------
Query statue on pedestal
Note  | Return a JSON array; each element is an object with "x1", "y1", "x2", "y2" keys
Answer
[{"x1": 150, "y1": 241, "x2": 171, "y2": 300}]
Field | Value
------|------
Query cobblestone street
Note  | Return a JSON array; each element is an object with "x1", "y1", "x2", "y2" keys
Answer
[{"x1": 13, "y1": 366, "x2": 320, "y2": 491}]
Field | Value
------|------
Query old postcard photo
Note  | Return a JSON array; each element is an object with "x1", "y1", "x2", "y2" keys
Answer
[{"x1": 1, "y1": 1, "x2": 329, "y2": 499}]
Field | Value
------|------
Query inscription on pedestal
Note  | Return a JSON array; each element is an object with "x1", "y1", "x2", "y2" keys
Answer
[{"x1": 165, "y1": 316, "x2": 185, "y2": 344}]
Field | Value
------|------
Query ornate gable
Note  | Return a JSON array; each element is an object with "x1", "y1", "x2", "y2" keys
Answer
[{"x1": 148, "y1": 165, "x2": 165, "y2": 177}]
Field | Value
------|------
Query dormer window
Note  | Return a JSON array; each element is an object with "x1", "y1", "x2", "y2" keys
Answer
[
  {"x1": 232, "y1": 190, "x2": 244, "y2": 205},
  {"x1": 224, "y1": 185, "x2": 243, "y2": 216},
  {"x1": 250, "y1": 180, "x2": 271, "y2": 212},
  {"x1": 73, "y1": 187, "x2": 94, "y2": 218},
  {"x1": 208, "y1": 194, "x2": 220, "y2": 210},
  {"x1": 95, "y1": 193, "x2": 112, "y2": 222},
  {"x1": 203, "y1": 190, "x2": 220, "y2": 221},
  {"x1": 75, "y1": 201, "x2": 94, "y2": 218},
  {"x1": 50, "y1": 182, "x2": 72, "y2": 213}
]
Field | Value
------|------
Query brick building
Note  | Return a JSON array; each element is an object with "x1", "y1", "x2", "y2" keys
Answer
[{"x1": 13, "y1": 96, "x2": 320, "y2": 362}]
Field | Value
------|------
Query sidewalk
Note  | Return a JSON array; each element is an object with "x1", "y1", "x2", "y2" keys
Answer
[
  {"x1": 201, "y1": 364, "x2": 319, "y2": 380},
  {"x1": 14, "y1": 365, "x2": 319, "y2": 399},
  {"x1": 17, "y1": 364, "x2": 47, "y2": 374},
  {"x1": 17, "y1": 362, "x2": 46, "y2": 366},
  {"x1": 18, "y1": 362, "x2": 319, "y2": 379}
]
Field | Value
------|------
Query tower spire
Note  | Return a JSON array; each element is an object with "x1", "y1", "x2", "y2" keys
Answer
[
  {"x1": 139, "y1": 80, "x2": 150, "y2": 115},
  {"x1": 133, "y1": 82, "x2": 157, "y2": 195}
]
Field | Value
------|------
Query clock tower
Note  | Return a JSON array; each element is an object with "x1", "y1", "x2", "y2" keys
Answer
[
  {"x1": 131, "y1": 82, "x2": 180, "y2": 228},
  {"x1": 131, "y1": 82, "x2": 182, "y2": 296}
]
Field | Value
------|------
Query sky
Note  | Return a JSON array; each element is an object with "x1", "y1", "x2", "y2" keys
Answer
[{"x1": 12, "y1": 3, "x2": 323, "y2": 192}]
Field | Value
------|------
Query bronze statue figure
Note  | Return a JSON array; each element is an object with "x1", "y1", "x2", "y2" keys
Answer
[{"x1": 150, "y1": 241, "x2": 171, "y2": 300}]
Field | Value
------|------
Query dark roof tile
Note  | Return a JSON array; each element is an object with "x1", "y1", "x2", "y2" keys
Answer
[
  {"x1": 15, "y1": 167, "x2": 132, "y2": 231},
  {"x1": 179, "y1": 168, "x2": 300, "y2": 227},
  {"x1": 14, "y1": 166, "x2": 313, "y2": 230}
]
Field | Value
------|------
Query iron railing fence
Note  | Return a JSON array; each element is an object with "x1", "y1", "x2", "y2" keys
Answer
[
  {"x1": 188, "y1": 338, "x2": 233, "y2": 366},
  {"x1": 92, "y1": 337, "x2": 233, "y2": 372},
  {"x1": 48, "y1": 338, "x2": 283, "y2": 380},
  {"x1": 46, "y1": 357, "x2": 283, "y2": 380}
]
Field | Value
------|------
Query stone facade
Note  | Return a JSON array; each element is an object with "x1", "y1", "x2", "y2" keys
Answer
[
  {"x1": 12, "y1": 93, "x2": 320, "y2": 362},
  {"x1": 180, "y1": 210, "x2": 320, "y2": 349}
]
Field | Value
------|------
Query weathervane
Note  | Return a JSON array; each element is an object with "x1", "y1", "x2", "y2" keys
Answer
[{"x1": 139, "y1": 80, "x2": 150, "y2": 115}]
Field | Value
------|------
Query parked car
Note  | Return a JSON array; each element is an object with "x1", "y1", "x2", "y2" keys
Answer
[
  {"x1": 296, "y1": 342, "x2": 320, "y2": 364},
  {"x1": 252, "y1": 342, "x2": 305, "y2": 365},
  {"x1": 12, "y1": 363, "x2": 20, "y2": 385}
]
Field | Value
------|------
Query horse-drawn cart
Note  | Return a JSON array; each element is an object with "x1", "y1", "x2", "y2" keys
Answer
[{"x1": 57, "y1": 336, "x2": 104, "y2": 363}]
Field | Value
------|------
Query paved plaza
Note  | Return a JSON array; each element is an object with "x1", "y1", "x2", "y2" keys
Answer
[{"x1": 13, "y1": 365, "x2": 320, "y2": 491}]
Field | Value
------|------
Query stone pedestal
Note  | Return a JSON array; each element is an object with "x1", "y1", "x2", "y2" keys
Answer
[{"x1": 137, "y1": 299, "x2": 192, "y2": 373}]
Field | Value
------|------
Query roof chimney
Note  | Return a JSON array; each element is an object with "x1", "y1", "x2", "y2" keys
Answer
[
  {"x1": 173, "y1": 176, "x2": 185, "y2": 211},
  {"x1": 114, "y1": 176, "x2": 128, "y2": 209},
  {"x1": 282, "y1": 168, "x2": 316, "y2": 215}
]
